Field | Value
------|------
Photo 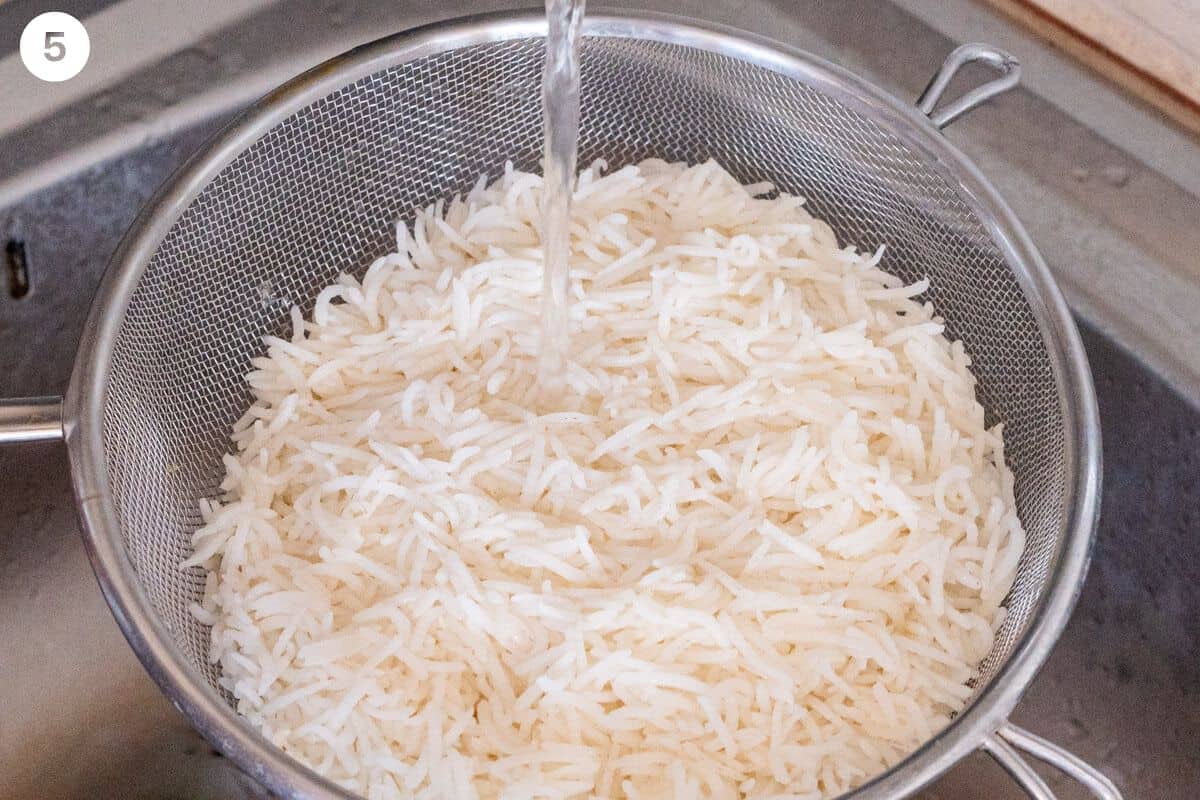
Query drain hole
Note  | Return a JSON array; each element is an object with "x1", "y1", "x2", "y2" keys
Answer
[{"x1": 6, "y1": 240, "x2": 29, "y2": 299}]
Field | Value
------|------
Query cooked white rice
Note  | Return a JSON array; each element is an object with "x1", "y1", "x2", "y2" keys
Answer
[{"x1": 187, "y1": 158, "x2": 1024, "y2": 800}]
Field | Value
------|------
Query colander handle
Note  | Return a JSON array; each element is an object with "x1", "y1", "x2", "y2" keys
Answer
[
  {"x1": 0, "y1": 396, "x2": 64, "y2": 444},
  {"x1": 917, "y1": 43, "x2": 1021, "y2": 128},
  {"x1": 983, "y1": 722, "x2": 1123, "y2": 799}
]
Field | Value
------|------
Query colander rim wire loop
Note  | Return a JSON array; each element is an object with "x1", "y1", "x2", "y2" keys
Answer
[
  {"x1": 62, "y1": 9, "x2": 1103, "y2": 800},
  {"x1": 995, "y1": 723, "x2": 1124, "y2": 800},
  {"x1": 917, "y1": 42, "x2": 1021, "y2": 129},
  {"x1": 982, "y1": 734, "x2": 1059, "y2": 800}
]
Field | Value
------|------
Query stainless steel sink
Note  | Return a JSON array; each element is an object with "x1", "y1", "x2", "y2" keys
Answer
[{"x1": 1, "y1": 1, "x2": 1197, "y2": 798}]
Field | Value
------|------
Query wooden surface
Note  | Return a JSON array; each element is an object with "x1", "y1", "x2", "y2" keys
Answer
[{"x1": 983, "y1": 0, "x2": 1200, "y2": 137}]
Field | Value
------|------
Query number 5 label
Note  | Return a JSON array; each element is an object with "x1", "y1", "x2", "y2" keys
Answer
[{"x1": 20, "y1": 12, "x2": 90, "y2": 82}]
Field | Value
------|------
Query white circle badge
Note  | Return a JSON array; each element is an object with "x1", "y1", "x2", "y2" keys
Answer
[{"x1": 20, "y1": 12, "x2": 90, "y2": 83}]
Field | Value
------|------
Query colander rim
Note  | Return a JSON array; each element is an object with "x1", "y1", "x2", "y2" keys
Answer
[{"x1": 64, "y1": 9, "x2": 1101, "y2": 799}]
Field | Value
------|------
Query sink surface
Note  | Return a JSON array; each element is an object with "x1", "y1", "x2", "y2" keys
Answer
[{"x1": 1, "y1": 2, "x2": 1197, "y2": 798}]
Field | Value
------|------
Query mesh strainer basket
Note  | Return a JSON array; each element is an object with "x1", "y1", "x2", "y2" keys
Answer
[{"x1": 0, "y1": 10, "x2": 1115, "y2": 800}]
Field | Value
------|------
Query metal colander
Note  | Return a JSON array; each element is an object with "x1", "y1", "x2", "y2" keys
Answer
[
  {"x1": 0, "y1": 10, "x2": 1114, "y2": 800},
  {"x1": 111, "y1": 28, "x2": 1066, "y2": 700}
]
